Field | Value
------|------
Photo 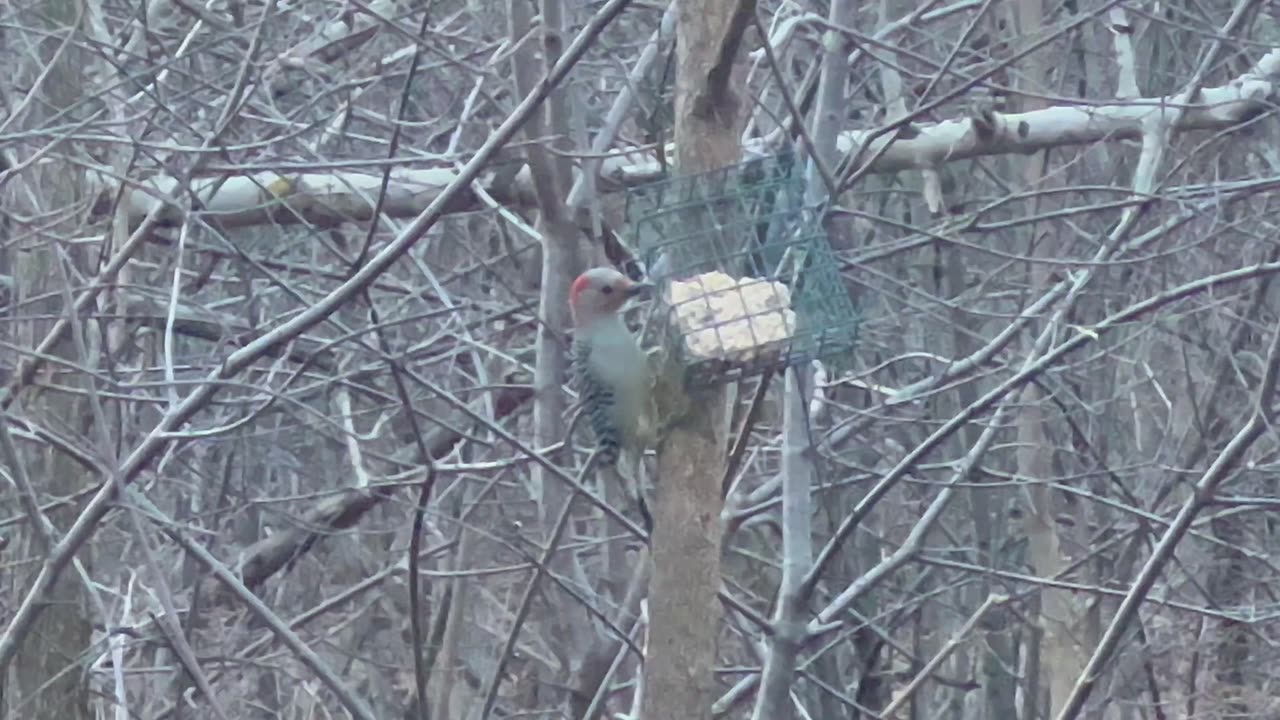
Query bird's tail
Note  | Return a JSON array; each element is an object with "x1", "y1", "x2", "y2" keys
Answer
[
  {"x1": 604, "y1": 449, "x2": 652, "y2": 534},
  {"x1": 597, "y1": 437, "x2": 621, "y2": 467}
]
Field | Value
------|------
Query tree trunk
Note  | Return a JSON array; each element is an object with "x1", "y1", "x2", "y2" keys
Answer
[
  {"x1": 1008, "y1": 0, "x2": 1090, "y2": 712},
  {"x1": 641, "y1": 1, "x2": 753, "y2": 718},
  {"x1": 3, "y1": 0, "x2": 94, "y2": 717}
]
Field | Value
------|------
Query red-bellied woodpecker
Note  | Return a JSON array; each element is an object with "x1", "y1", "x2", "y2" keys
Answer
[{"x1": 568, "y1": 267, "x2": 655, "y2": 469}]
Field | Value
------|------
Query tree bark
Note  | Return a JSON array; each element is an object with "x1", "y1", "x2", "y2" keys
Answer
[{"x1": 641, "y1": 1, "x2": 754, "y2": 718}]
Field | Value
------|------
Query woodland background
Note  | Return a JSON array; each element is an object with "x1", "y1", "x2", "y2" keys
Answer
[{"x1": 4, "y1": 0, "x2": 1280, "y2": 718}]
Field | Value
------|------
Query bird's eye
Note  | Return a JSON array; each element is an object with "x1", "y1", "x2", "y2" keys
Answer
[{"x1": 601, "y1": 285, "x2": 614, "y2": 295}]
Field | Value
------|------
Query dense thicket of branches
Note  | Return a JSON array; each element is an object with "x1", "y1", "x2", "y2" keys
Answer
[{"x1": 4, "y1": 0, "x2": 1280, "y2": 718}]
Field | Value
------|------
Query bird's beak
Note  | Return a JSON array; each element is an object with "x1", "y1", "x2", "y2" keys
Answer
[{"x1": 626, "y1": 281, "x2": 654, "y2": 298}]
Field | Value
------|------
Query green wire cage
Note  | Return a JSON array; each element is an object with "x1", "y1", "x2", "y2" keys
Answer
[{"x1": 623, "y1": 153, "x2": 859, "y2": 385}]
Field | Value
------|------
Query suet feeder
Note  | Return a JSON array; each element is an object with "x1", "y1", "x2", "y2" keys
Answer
[{"x1": 623, "y1": 153, "x2": 859, "y2": 386}]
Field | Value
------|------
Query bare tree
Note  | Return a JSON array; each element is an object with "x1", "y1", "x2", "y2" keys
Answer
[
  {"x1": 641, "y1": 0, "x2": 756, "y2": 718},
  {"x1": 6, "y1": 1, "x2": 1280, "y2": 719}
]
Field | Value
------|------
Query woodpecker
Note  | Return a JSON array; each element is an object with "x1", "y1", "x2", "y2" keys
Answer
[{"x1": 568, "y1": 267, "x2": 655, "y2": 468}]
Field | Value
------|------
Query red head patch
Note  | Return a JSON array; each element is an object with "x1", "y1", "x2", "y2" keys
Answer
[{"x1": 570, "y1": 272, "x2": 595, "y2": 308}]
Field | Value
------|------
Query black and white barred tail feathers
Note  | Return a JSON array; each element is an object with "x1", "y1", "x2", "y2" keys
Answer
[{"x1": 573, "y1": 338, "x2": 621, "y2": 466}]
